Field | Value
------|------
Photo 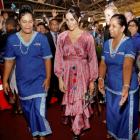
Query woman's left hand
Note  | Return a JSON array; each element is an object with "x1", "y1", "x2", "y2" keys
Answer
[
  {"x1": 42, "y1": 78, "x2": 50, "y2": 92},
  {"x1": 89, "y1": 81, "x2": 95, "y2": 95},
  {"x1": 119, "y1": 87, "x2": 129, "y2": 106}
]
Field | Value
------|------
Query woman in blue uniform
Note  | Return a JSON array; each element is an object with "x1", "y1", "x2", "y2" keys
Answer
[
  {"x1": 98, "y1": 14, "x2": 139, "y2": 140},
  {"x1": 128, "y1": 19, "x2": 140, "y2": 52},
  {"x1": 128, "y1": 19, "x2": 140, "y2": 115},
  {"x1": 3, "y1": 5, "x2": 52, "y2": 140},
  {"x1": 128, "y1": 19, "x2": 140, "y2": 66}
]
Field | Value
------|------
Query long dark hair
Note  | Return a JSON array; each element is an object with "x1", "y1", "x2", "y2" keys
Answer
[{"x1": 66, "y1": 5, "x2": 81, "y2": 22}]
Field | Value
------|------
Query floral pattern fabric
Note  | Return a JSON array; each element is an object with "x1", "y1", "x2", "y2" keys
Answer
[{"x1": 54, "y1": 31, "x2": 98, "y2": 135}]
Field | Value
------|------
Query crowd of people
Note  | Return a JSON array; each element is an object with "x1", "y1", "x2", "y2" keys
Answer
[{"x1": 0, "y1": 2, "x2": 140, "y2": 140}]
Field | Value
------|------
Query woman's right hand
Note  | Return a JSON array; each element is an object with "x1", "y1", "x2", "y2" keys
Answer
[
  {"x1": 98, "y1": 78, "x2": 105, "y2": 95},
  {"x1": 3, "y1": 81, "x2": 10, "y2": 94},
  {"x1": 59, "y1": 78, "x2": 66, "y2": 93}
]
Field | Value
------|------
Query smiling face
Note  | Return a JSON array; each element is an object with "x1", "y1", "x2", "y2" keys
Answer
[
  {"x1": 109, "y1": 17, "x2": 124, "y2": 38},
  {"x1": 19, "y1": 13, "x2": 34, "y2": 34},
  {"x1": 37, "y1": 24, "x2": 46, "y2": 34},
  {"x1": 128, "y1": 21, "x2": 138, "y2": 36},
  {"x1": 65, "y1": 12, "x2": 79, "y2": 31}
]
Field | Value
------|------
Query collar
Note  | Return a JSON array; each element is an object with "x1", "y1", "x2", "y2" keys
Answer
[{"x1": 50, "y1": 31, "x2": 58, "y2": 35}]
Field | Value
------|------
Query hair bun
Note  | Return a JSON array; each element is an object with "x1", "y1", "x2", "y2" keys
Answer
[
  {"x1": 66, "y1": 5, "x2": 81, "y2": 21},
  {"x1": 20, "y1": 5, "x2": 33, "y2": 13}
]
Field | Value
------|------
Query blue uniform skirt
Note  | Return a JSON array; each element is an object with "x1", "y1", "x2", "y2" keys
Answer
[
  {"x1": 20, "y1": 95, "x2": 52, "y2": 137},
  {"x1": 106, "y1": 89, "x2": 139, "y2": 140}
]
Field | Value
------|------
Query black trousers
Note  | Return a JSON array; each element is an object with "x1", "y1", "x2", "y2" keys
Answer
[{"x1": 46, "y1": 73, "x2": 62, "y2": 106}]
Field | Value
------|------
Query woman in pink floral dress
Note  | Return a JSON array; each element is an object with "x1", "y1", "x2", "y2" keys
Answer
[{"x1": 54, "y1": 6, "x2": 98, "y2": 140}]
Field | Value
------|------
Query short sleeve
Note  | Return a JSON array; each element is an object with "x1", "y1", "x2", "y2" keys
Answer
[
  {"x1": 41, "y1": 34, "x2": 52, "y2": 59},
  {"x1": 124, "y1": 39, "x2": 136, "y2": 59},
  {"x1": 4, "y1": 36, "x2": 16, "y2": 60}
]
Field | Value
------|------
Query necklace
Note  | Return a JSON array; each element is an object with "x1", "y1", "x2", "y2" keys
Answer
[
  {"x1": 19, "y1": 31, "x2": 34, "y2": 55},
  {"x1": 110, "y1": 34, "x2": 125, "y2": 58},
  {"x1": 19, "y1": 41, "x2": 30, "y2": 55}
]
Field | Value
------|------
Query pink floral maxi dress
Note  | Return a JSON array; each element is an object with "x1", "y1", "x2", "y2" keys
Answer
[{"x1": 54, "y1": 31, "x2": 98, "y2": 135}]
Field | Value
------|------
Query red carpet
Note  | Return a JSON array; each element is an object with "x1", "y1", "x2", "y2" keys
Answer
[{"x1": 0, "y1": 104, "x2": 107, "y2": 140}]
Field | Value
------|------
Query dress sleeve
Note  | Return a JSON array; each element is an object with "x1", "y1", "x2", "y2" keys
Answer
[
  {"x1": 124, "y1": 39, "x2": 136, "y2": 59},
  {"x1": 87, "y1": 34, "x2": 98, "y2": 81},
  {"x1": 4, "y1": 36, "x2": 16, "y2": 60},
  {"x1": 41, "y1": 34, "x2": 53, "y2": 59},
  {"x1": 54, "y1": 35, "x2": 64, "y2": 78}
]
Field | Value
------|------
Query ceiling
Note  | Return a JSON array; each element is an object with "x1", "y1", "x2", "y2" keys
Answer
[{"x1": 2, "y1": 0, "x2": 140, "y2": 21}]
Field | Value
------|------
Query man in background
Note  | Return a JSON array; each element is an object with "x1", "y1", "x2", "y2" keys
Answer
[{"x1": 46, "y1": 18, "x2": 62, "y2": 106}]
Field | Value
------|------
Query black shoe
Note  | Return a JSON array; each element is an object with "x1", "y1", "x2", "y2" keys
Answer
[{"x1": 73, "y1": 134, "x2": 80, "y2": 140}]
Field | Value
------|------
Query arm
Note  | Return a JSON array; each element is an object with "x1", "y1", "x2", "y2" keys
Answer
[
  {"x1": 0, "y1": 17, "x2": 4, "y2": 33},
  {"x1": 123, "y1": 57, "x2": 133, "y2": 86},
  {"x1": 59, "y1": 15, "x2": 66, "y2": 30},
  {"x1": 54, "y1": 35, "x2": 64, "y2": 78},
  {"x1": 87, "y1": 35, "x2": 98, "y2": 94},
  {"x1": 119, "y1": 39, "x2": 135, "y2": 106},
  {"x1": 98, "y1": 59, "x2": 106, "y2": 79},
  {"x1": 42, "y1": 58, "x2": 52, "y2": 91},
  {"x1": 98, "y1": 59, "x2": 106, "y2": 95},
  {"x1": 3, "y1": 60, "x2": 15, "y2": 93},
  {"x1": 54, "y1": 35, "x2": 66, "y2": 93},
  {"x1": 119, "y1": 57, "x2": 134, "y2": 106},
  {"x1": 43, "y1": 12, "x2": 55, "y2": 26},
  {"x1": 48, "y1": 9, "x2": 58, "y2": 22},
  {"x1": 43, "y1": 16, "x2": 49, "y2": 26},
  {"x1": 87, "y1": 35, "x2": 98, "y2": 82},
  {"x1": 52, "y1": 9, "x2": 58, "y2": 18},
  {"x1": 58, "y1": 76, "x2": 66, "y2": 93}
]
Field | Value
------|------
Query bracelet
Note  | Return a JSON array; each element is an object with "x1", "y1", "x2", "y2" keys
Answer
[
  {"x1": 123, "y1": 84, "x2": 130, "y2": 88},
  {"x1": 98, "y1": 77, "x2": 104, "y2": 81}
]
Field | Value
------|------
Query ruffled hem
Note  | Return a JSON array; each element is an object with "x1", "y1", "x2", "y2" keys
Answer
[{"x1": 61, "y1": 95, "x2": 93, "y2": 135}]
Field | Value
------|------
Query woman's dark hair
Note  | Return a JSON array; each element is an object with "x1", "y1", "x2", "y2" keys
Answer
[
  {"x1": 37, "y1": 22, "x2": 50, "y2": 31},
  {"x1": 18, "y1": 5, "x2": 33, "y2": 20},
  {"x1": 6, "y1": 17, "x2": 17, "y2": 28},
  {"x1": 37, "y1": 22, "x2": 46, "y2": 27},
  {"x1": 111, "y1": 14, "x2": 128, "y2": 34},
  {"x1": 66, "y1": 5, "x2": 81, "y2": 22},
  {"x1": 128, "y1": 19, "x2": 140, "y2": 33}
]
